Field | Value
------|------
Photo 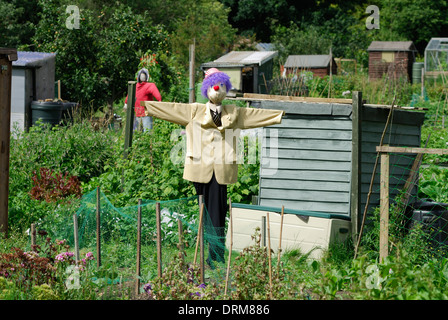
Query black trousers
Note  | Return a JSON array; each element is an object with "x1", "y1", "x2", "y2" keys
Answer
[{"x1": 193, "y1": 173, "x2": 227, "y2": 263}]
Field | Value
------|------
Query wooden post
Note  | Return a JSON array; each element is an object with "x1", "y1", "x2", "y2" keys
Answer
[
  {"x1": 0, "y1": 48, "x2": 17, "y2": 238},
  {"x1": 261, "y1": 216, "x2": 266, "y2": 247},
  {"x1": 199, "y1": 195, "x2": 205, "y2": 283},
  {"x1": 30, "y1": 223, "x2": 36, "y2": 248},
  {"x1": 193, "y1": 200, "x2": 204, "y2": 264},
  {"x1": 156, "y1": 202, "x2": 162, "y2": 278},
  {"x1": 194, "y1": 200, "x2": 204, "y2": 266},
  {"x1": 225, "y1": 198, "x2": 233, "y2": 296},
  {"x1": 380, "y1": 150, "x2": 390, "y2": 263},
  {"x1": 73, "y1": 214, "x2": 80, "y2": 264},
  {"x1": 178, "y1": 219, "x2": 184, "y2": 265},
  {"x1": 189, "y1": 40, "x2": 196, "y2": 104},
  {"x1": 350, "y1": 91, "x2": 362, "y2": 239},
  {"x1": 123, "y1": 81, "x2": 136, "y2": 159},
  {"x1": 266, "y1": 212, "x2": 273, "y2": 300},
  {"x1": 96, "y1": 186, "x2": 101, "y2": 268},
  {"x1": 277, "y1": 205, "x2": 284, "y2": 265},
  {"x1": 135, "y1": 199, "x2": 142, "y2": 296}
]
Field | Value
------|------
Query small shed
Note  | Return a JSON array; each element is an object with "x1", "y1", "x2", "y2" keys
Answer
[
  {"x1": 227, "y1": 93, "x2": 425, "y2": 258},
  {"x1": 11, "y1": 51, "x2": 56, "y2": 131},
  {"x1": 424, "y1": 38, "x2": 448, "y2": 79},
  {"x1": 367, "y1": 41, "x2": 417, "y2": 81},
  {"x1": 200, "y1": 50, "x2": 278, "y2": 95},
  {"x1": 284, "y1": 54, "x2": 337, "y2": 79}
]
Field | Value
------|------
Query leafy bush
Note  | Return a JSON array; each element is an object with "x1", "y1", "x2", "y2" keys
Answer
[{"x1": 29, "y1": 168, "x2": 82, "y2": 202}]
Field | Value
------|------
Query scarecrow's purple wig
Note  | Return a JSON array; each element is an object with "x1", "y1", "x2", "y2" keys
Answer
[{"x1": 201, "y1": 72, "x2": 232, "y2": 98}]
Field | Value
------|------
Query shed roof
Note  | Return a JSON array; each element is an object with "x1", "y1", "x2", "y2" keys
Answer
[
  {"x1": 367, "y1": 41, "x2": 417, "y2": 52},
  {"x1": 201, "y1": 50, "x2": 277, "y2": 68},
  {"x1": 284, "y1": 55, "x2": 333, "y2": 68},
  {"x1": 12, "y1": 51, "x2": 56, "y2": 68}
]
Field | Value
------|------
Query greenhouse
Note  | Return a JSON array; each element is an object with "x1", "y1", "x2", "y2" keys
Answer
[{"x1": 425, "y1": 38, "x2": 448, "y2": 77}]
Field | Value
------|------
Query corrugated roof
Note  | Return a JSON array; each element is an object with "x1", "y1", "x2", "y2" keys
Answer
[
  {"x1": 367, "y1": 41, "x2": 417, "y2": 52},
  {"x1": 284, "y1": 55, "x2": 332, "y2": 68},
  {"x1": 12, "y1": 51, "x2": 56, "y2": 67},
  {"x1": 202, "y1": 50, "x2": 277, "y2": 68}
]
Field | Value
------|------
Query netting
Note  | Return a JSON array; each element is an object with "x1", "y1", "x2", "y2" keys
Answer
[{"x1": 37, "y1": 189, "x2": 226, "y2": 281}]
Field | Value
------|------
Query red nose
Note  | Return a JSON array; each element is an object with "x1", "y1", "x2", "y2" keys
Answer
[{"x1": 213, "y1": 85, "x2": 220, "y2": 91}]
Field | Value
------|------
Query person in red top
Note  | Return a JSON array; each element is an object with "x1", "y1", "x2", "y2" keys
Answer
[{"x1": 124, "y1": 68, "x2": 162, "y2": 131}]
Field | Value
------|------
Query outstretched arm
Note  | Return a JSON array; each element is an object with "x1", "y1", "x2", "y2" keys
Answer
[
  {"x1": 237, "y1": 107, "x2": 285, "y2": 129},
  {"x1": 141, "y1": 101, "x2": 193, "y2": 126}
]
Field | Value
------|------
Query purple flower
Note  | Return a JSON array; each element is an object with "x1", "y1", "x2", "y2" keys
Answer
[{"x1": 143, "y1": 283, "x2": 152, "y2": 294}]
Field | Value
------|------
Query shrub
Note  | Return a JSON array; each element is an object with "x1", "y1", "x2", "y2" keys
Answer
[{"x1": 29, "y1": 168, "x2": 82, "y2": 202}]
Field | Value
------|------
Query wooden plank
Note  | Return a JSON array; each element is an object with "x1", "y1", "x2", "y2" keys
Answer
[
  {"x1": 269, "y1": 137, "x2": 352, "y2": 151},
  {"x1": 0, "y1": 52, "x2": 15, "y2": 236},
  {"x1": 260, "y1": 188, "x2": 350, "y2": 203},
  {"x1": 362, "y1": 121, "x2": 421, "y2": 136},
  {"x1": 376, "y1": 145, "x2": 448, "y2": 155},
  {"x1": 261, "y1": 158, "x2": 352, "y2": 171},
  {"x1": 259, "y1": 198, "x2": 350, "y2": 215},
  {"x1": 260, "y1": 178, "x2": 350, "y2": 192},
  {"x1": 276, "y1": 128, "x2": 352, "y2": 140},
  {"x1": 274, "y1": 117, "x2": 352, "y2": 130},
  {"x1": 123, "y1": 81, "x2": 136, "y2": 159},
  {"x1": 268, "y1": 137, "x2": 352, "y2": 152},
  {"x1": 351, "y1": 91, "x2": 362, "y2": 235},
  {"x1": 260, "y1": 169, "x2": 351, "y2": 182},
  {"x1": 244, "y1": 93, "x2": 353, "y2": 104},
  {"x1": 380, "y1": 152, "x2": 390, "y2": 262},
  {"x1": 264, "y1": 147, "x2": 351, "y2": 161}
]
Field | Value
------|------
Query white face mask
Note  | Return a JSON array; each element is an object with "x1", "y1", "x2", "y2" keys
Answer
[
  {"x1": 139, "y1": 72, "x2": 147, "y2": 82},
  {"x1": 207, "y1": 83, "x2": 227, "y2": 105}
]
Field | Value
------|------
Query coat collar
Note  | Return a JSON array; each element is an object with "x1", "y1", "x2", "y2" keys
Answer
[{"x1": 204, "y1": 102, "x2": 232, "y2": 129}]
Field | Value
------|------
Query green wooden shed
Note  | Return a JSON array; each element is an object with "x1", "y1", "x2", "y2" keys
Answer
[{"x1": 226, "y1": 93, "x2": 425, "y2": 258}]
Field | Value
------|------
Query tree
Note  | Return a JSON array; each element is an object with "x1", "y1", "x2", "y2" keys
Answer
[
  {"x1": 168, "y1": 0, "x2": 236, "y2": 70},
  {"x1": 0, "y1": 0, "x2": 41, "y2": 49},
  {"x1": 33, "y1": 0, "x2": 168, "y2": 110}
]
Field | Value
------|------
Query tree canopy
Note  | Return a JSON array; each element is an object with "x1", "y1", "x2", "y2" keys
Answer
[{"x1": 2, "y1": 0, "x2": 448, "y2": 107}]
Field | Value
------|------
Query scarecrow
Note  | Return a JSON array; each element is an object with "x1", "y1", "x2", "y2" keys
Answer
[{"x1": 142, "y1": 68, "x2": 284, "y2": 267}]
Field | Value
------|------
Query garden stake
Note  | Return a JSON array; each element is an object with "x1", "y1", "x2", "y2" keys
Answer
[
  {"x1": 96, "y1": 186, "x2": 101, "y2": 268},
  {"x1": 277, "y1": 205, "x2": 284, "y2": 267},
  {"x1": 354, "y1": 96, "x2": 395, "y2": 259},
  {"x1": 73, "y1": 214, "x2": 80, "y2": 264},
  {"x1": 156, "y1": 202, "x2": 162, "y2": 278},
  {"x1": 266, "y1": 212, "x2": 273, "y2": 299},
  {"x1": 178, "y1": 219, "x2": 184, "y2": 266},
  {"x1": 30, "y1": 223, "x2": 36, "y2": 248},
  {"x1": 135, "y1": 199, "x2": 142, "y2": 296},
  {"x1": 225, "y1": 198, "x2": 233, "y2": 296},
  {"x1": 193, "y1": 202, "x2": 204, "y2": 265}
]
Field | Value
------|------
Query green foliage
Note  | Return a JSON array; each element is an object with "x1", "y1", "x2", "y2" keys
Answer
[{"x1": 33, "y1": 0, "x2": 169, "y2": 108}]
